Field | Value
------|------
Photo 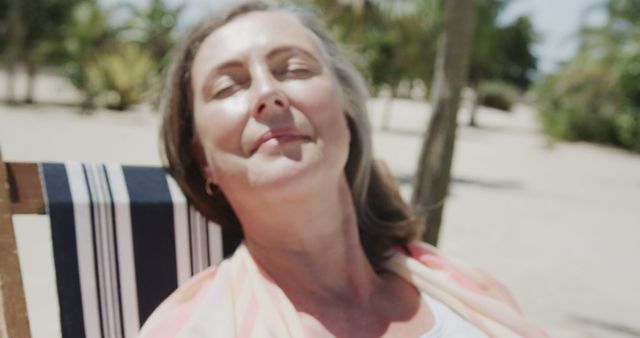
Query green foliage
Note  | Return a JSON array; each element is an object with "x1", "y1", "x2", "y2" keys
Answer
[
  {"x1": 0, "y1": 0, "x2": 180, "y2": 110},
  {"x1": 0, "y1": 0, "x2": 9, "y2": 60},
  {"x1": 59, "y1": 0, "x2": 181, "y2": 110},
  {"x1": 21, "y1": 0, "x2": 84, "y2": 64},
  {"x1": 296, "y1": 0, "x2": 536, "y2": 97},
  {"x1": 4, "y1": 0, "x2": 534, "y2": 109},
  {"x1": 616, "y1": 47, "x2": 640, "y2": 107},
  {"x1": 478, "y1": 80, "x2": 520, "y2": 111},
  {"x1": 0, "y1": 0, "x2": 85, "y2": 102},
  {"x1": 0, "y1": 0, "x2": 83, "y2": 66},
  {"x1": 469, "y1": 0, "x2": 537, "y2": 90},
  {"x1": 293, "y1": 0, "x2": 442, "y2": 96},
  {"x1": 121, "y1": 0, "x2": 183, "y2": 74},
  {"x1": 535, "y1": 0, "x2": 640, "y2": 152},
  {"x1": 62, "y1": 1, "x2": 115, "y2": 102},
  {"x1": 118, "y1": 0, "x2": 183, "y2": 105},
  {"x1": 537, "y1": 58, "x2": 621, "y2": 143},
  {"x1": 85, "y1": 43, "x2": 156, "y2": 110},
  {"x1": 368, "y1": 0, "x2": 442, "y2": 95},
  {"x1": 536, "y1": 57, "x2": 640, "y2": 151},
  {"x1": 614, "y1": 109, "x2": 640, "y2": 150}
]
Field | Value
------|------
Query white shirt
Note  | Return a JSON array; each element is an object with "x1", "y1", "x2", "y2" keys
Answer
[{"x1": 419, "y1": 292, "x2": 489, "y2": 338}]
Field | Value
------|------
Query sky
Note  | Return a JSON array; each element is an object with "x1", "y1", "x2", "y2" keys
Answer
[
  {"x1": 499, "y1": 0, "x2": 607, "y2": 73},
  {"x1": 104, "y1": 0, "x2": 609, "y2": 75}
]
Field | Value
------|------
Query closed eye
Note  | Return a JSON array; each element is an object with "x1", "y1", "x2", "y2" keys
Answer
[
  {"x1": 274, "y1": 60, "x2": 315, "y2": 80},
  {"x1": 207, "y1": 75, "x2": 248, "y2": 100},
  {"x1": 287, "y1": 62, "x2": 314, "y2": 77}
]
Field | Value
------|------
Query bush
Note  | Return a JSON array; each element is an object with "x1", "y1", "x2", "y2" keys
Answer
[
  {"x1": 85, "y1": 43, "x2": 157, "y2": 110},
  {"x1": 535, "y1": 56, "x2": 640, "y2": 151},
  {"x1": 617, "y1": 48, "x2": 640, "y2": 108},
  {"x1": 478, "y1": 80, "x2": 520, "y2": 111},
  {"x1": 614, "y1": 109, "x2": 640, "y2": 151}
]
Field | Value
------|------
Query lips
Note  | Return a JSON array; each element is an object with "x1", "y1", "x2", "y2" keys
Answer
[{"x1": 250, "y1": 128, "x2": 311, "y2": 154}]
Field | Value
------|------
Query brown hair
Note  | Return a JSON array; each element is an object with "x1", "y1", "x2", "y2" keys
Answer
[{"x1": 160, "y1": 0, "x2": 421, "y2": 271}]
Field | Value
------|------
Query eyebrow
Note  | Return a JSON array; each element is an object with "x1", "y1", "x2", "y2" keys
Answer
[{"x1": 266, "y1": 46, "x2": 321, "y2": 63}]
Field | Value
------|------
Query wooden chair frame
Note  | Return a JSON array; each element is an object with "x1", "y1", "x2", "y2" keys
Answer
[{"x1": 1, "y1": 151, "x2": 42, "y2": 338}]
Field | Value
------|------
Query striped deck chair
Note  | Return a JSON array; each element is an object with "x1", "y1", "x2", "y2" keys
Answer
[{"x1": 1, "y1": 155, "x2": 242, "y2": 338}]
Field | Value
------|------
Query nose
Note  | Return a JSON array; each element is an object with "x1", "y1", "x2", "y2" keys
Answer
[
  {"x1": 254, "y1": 92, "x2": 288, "y2": 117},
  {"x1": 251, "y1": 71, "x2": 289, "y2": 119}
]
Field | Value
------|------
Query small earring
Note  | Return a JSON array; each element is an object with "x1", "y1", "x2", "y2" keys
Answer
[{"x1": 205, "y1": 179, "x2": 219, "y2": 196}]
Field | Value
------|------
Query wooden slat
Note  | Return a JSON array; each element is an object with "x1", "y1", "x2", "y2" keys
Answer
[
  {"x1": 0, "y1": 153, "x2": 32, "y2": 338},
  {"x1": 6, "y1": 162, "x2": 45, "y2": 215}
]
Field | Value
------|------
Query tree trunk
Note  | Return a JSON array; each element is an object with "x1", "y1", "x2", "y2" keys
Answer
[
  {"x1": 24, "y1": 62, "x2": 36, "y2": 104},
  {"x1": 381, "y1": 90, "x2": 393, "y2": 131},
  {"x1": 468, "y1": 86, "x2": 481, "y2": 127},
  {"x1": 5, "y1": 0, "x2": 24, "y2": 104},
  {"x1": 411, "y1": 0, "x2": 477, "y2": 246}
]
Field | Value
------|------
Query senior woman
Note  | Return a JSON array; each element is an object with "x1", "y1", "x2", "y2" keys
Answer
[{"x1": 140, "y1": 1, "x2": 546, "y2": 337}]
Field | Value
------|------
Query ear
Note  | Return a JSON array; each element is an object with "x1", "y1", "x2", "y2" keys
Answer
[{"x1": 190, "y1": 138, "x2": 218, "y2": 185}]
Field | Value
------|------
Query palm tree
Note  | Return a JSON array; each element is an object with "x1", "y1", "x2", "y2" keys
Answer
[
  {"x1": 2, "y1": 0, "x2": 84, "y2": 104},
  {"x1": 467, "y1": 1, "x2": 537, "y2": 126},
  {"x1": 412, "y1": 0, "x2": 477, "y2": 245},
  {"x1": 62, "y1": 1, "x2": 114, "y2": 109},
  {"x1": 121, "y1": 0, "x2": 183, "y2": 106},
  {"x1": 122, "y1": 0, "x2": 183, "y2": 70}
]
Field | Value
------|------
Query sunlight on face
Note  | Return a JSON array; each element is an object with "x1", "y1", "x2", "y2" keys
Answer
[{"x1": 190, "y1": 11, "x2": 351, "y2": 198}]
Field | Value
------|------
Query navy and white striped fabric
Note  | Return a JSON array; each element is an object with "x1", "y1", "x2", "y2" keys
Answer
[{"x1": 41, "y1": 162, "x2": 239, "y2": 338}]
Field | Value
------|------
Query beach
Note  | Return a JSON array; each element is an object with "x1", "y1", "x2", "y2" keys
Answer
[{"x1": 2, "y1": 71, "x2": 640, "y2": 337}]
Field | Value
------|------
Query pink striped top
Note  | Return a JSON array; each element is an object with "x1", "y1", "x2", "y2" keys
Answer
[{"x1": 139, "y1": 242, "x2": 547, "y2": 338}]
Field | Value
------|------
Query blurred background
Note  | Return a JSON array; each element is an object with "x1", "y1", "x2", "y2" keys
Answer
[
  {"x1": 2, "y1": 0, "x2": 639, "y2": 150},
  {"x1": 1, "y1": 0, "x2": 639, "y2": 337}
]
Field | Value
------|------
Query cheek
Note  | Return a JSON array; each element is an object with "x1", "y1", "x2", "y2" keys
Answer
[
  {"x1": 288, "y1": 77, "x2": 351, "y2": 161},
  {"x1": 288, "y1": 76, "x2": 345, "y2": 128},
  {"x1": 315, "y1": 80, "x2": 349, "y2": 143},
  {"x1": 193, "y1": 98, "x2": 249, "y2": 161}
]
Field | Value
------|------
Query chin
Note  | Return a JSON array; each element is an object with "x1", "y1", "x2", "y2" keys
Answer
[
  {"x1": 248, "y1": 150, "x2": 340, "y2": 196},
  {"x1": 248, "y1": 156, "x2": 316, "y2": 189}
]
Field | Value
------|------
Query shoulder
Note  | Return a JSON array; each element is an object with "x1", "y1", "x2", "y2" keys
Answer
[
  {"x1": 138, "y1": 265, "x2": 219, "y2": 338},
  {"x1": 407, "y1": 242, "x2": 521, "y2": 312}
]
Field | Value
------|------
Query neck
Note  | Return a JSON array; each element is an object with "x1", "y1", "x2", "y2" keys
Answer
[{"x1": 230, "y1": 175, "x2": 381, "y2": 304}]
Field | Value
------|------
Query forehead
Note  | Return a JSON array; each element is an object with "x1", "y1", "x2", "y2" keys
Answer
[{"x1": 194, "y1": 10, "x2": 323, "y2": 69}]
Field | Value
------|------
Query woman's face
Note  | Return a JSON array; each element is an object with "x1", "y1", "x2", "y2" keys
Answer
[{"x1": 190, "y1": 10, "x2": 350, "y2": 197}]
